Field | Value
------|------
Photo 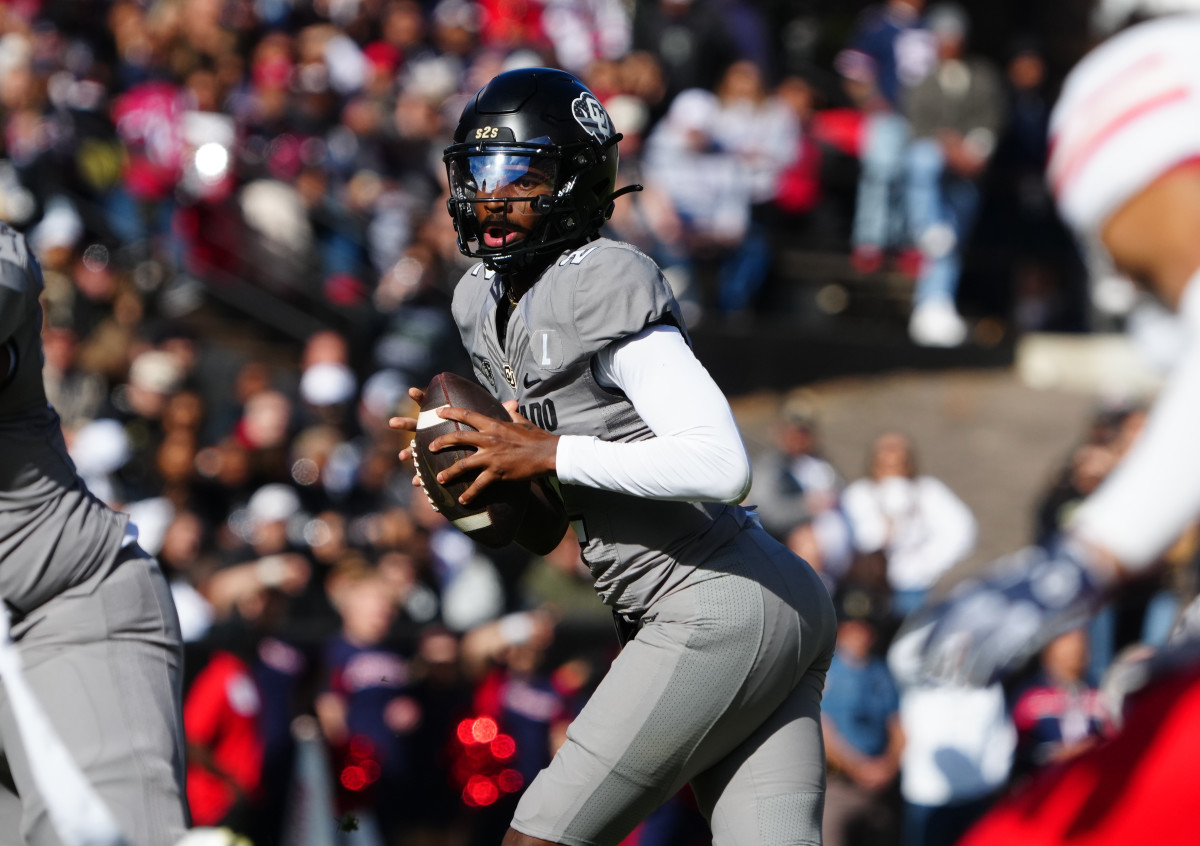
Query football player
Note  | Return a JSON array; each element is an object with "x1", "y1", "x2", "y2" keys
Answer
[
  {"x1": 895, "y1": 11, "x2": 1200, "y2": 845},
  {"x1": 391, "y1": 68, "x2": 837, "y2": 846},
  {"x1": 0, "y1": 220, "x2": 187, "y2": 844}
]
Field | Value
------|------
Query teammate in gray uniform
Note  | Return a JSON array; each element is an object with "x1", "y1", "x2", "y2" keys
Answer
[
  {"x1": 0, "y1": 221, "x2": 188, "y2": 844},
  {"x1": 391, "y1": 68, "x2": 837, "y2": 846}
]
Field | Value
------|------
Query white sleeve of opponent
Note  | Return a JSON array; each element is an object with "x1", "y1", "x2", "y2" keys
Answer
[
  {"x1": 1071, "y1": 282, "x2": 1200, "y2": 569},
  {"x1": 555, "y1": 325, "x2": 752, "y2": 503}
]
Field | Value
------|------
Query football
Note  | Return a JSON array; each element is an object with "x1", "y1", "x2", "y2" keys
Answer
[{"x1": 413, "y1": 372, "x2": 530, "y2": 548}]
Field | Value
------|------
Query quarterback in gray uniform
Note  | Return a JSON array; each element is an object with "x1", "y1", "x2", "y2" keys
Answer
[
  {"x1": 392, "y1": 68, "x2": 836, "y2": 846},
  {"x1": 0, "y1": 221, "x2": 188, "y2": 844}
]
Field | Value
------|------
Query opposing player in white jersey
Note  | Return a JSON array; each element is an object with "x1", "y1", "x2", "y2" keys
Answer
[
  {"x1": 391, "y1": 68, "x2": 836, "y2": 846},
  {"x1": 893, "y1": 10, "x2": 1200, "y2": 845},
  {"x1": 0, "y1": 221, "x2": 188, "y2": 843}
]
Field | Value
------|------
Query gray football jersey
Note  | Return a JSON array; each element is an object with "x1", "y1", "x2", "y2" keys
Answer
[
  {"x1": 0, "y1": 223, "x2": 125, "y2": 613},
  {"x1": 452, "y1": 239, "x2": 749, "y2": 617}
]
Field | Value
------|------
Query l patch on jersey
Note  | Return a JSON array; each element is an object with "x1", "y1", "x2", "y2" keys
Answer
[{"x1": 529, "y1": 329, "x2": 564, "y2": 371}]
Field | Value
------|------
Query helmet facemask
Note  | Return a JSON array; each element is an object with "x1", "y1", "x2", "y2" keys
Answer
[{"x1": 444, "y1": 137, "x2": 619, "y2": 276}]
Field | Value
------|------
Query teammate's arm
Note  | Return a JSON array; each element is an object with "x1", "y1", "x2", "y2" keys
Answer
[
  {"x1": 1069, "y1": 294, "x2": 1200, "y2": 570},
  {"x1": 904, "y1": 287, "x2": 1200, "y2": 686}
]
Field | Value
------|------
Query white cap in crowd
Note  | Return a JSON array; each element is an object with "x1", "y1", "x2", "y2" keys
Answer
[
  {"x1": 246, "y1": 483, "x2": 301, "y2": 527},
  {"x1": 1049, "y1": 15, "x2": 1200, "y2": 236},
  {"x1": 299, "y1": 361, "x2": 357, "y2": 407}
]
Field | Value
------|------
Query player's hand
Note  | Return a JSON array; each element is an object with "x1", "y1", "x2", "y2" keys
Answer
[
  {"x1": 892, "y1": 541, "x2": 1113, "y2": 687},
  {"x1": 430, "y1": 403, "x2": 559, "y2": 505},
  {"x1": 389, "y1": 386, "x2": 426, "y2": 465}
]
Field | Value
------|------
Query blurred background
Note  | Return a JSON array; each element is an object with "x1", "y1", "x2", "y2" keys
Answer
[{"x1": 0, "y1": 0, "x2": 1182, "y2": 844}]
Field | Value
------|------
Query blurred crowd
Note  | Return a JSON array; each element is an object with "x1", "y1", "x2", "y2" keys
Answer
[
  {"x1": 752, "y1": 391, "x2": 1198, "y2": 846},
  {"x1": 0, "y1": 0, "x2": 1144, "y2": 844},
  {"x1": 0, "y1": 0, "x2": 1091, "y2": 354}
]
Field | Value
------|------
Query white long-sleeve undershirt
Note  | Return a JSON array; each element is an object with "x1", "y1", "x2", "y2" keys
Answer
[
  {"x1": 1072, "y1": 277, "x2": 1200, "y2": 570},
  {"x1": 554, "y1": 325, "x2": 752, "y2": 504}
]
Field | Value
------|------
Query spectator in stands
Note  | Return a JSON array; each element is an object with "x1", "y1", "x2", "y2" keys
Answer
[
  {"x1": 123, "y1": 348, "x2": 185, "y2": 451},
  {"x1": 602, "y1": 84, "x2": 696, "y2": 320},
  {"x1": 836, "y1": 0, "x2": 937, "y2": 274},
  {"x1": 888, "y1": 612, "x2": 1015, "y2": 846},
  {"x1": 632, "y1": 0, "x2": 740, "y2": 108},
  {"x1": 708, "y1": 59, "x2": 800, "y2": 315},
  {"x1": 183, "y1": 644, "x2": 266, "y2": 837},
  {"x1": 1034, "y1": 408, "x2": 1128, "y2": 549},
  {"x1": 822, "y1": 587, "x2": 904, "y2": 846},
  {"x1": 749, "y1": 392, "x2": 853, "y2": 591},
  {"x1": 1009, "y1": 628, "x2": 1111, "y2": 781},
  {"x1": 540, "y1": 0, "x2": 632, "y2": 74},
  {"x1": 206, "y1": 483, "x2": 314, "y2": 625},
  {"x1": 771, "y1": 75, "x2": 826, "y2": 229},
  {"x1": 459, "y1": 607, "x2": 578, "y2": 842},
  {"x1": 158, "y1": 508, "x2": 218, "y2": 645},
  {"x1": 892, "y1": 676, "x2": 1015, "y2": 846},
  {"x1": 380, "y1": 0, "x2": 438, "y2": 67},
  {"x1": 41, "y1": 320, "x2": 106, "y2": 433},
  {"x1": 842, "y1": 431, "x2": 977, "y2": 617},
  {"x1": 234, "y1": 388, "x2": 296, "y2": 485},
  {"x1": 901, "y1": 3, "x2": 1006, "y2": 347},
  {"x1": 644, "y1": 62, "x2": 796, "y2": 318},
  {"x1": 642, "y1": 87, "x2": 742, "y2": 315},
  {"x1": 318, "y1": 557, "x2": 422, "y2": 841},
  {"x1": 973, "y1": 37, "x2": 1088, "y2": 334}
]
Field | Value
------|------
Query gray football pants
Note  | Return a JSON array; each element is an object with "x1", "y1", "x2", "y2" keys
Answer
[
  {"x1": 0, "y1": 548, "x2": 188, "y2": 846},
  {"x1": 512, "y1": 524, "x2": 837, "y2": 846}
]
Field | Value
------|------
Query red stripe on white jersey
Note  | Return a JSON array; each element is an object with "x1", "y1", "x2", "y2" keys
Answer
[{"x1": 1050, "y1": 53, "x2": 1190, "y2": 196}]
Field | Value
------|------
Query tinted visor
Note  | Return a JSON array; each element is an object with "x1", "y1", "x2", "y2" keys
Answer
[{"x1": 448, "y1": 152, "x2": 558, "y2": 200}]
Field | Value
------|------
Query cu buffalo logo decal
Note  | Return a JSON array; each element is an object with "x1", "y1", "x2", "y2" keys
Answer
[
  {"x1": 572, "y1": 92, "x2": 614, "y2": 143},
  {"x1": 478, "y1": 358, "x2": 496, "y2": 389}
]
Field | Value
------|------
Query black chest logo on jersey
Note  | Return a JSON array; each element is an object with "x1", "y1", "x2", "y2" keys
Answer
[
  {"x1": 523, "y1": 373, "x2": 542, "y2": 389},
  {"x1": 477, "y1": 358, "x2": 496, "y2": 389},
  {"x1": 572, "y1": 92, "x2": 614, "y2": 143},
  {"x1": 502, "y1": 363, "x2": 517, "y2": 388}
]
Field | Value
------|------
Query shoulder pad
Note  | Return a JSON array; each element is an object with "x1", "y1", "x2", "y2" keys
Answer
[{"x1": 547, "y1": 240, "x2": 683, "y2": 357}]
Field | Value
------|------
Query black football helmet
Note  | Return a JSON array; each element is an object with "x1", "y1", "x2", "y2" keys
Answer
[{"x1": 444, "y1": 67, "x2": 638, "y2": 275}]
